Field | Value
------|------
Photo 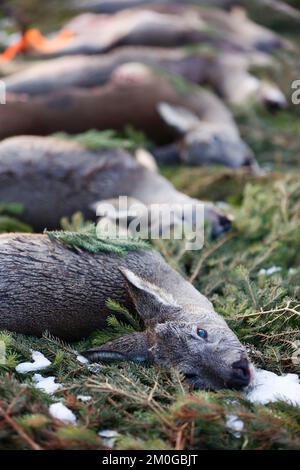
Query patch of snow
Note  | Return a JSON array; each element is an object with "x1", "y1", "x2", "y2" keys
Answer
[
  {"x1": 33, "y1": 374, "x2": 62, "y2": 395},
  {"x1": 76, "y1": 354, "x2": 89, "y2": 364},
  {"x1": 16, "y1": 350, "x2": 51, "y2": 373},
  {"x1": 77, "y1": 395, "x2": 92, "y2": 402},
  {"x1": 87, "y1": 364, "x2": 102, "y2": 374},
  {"x1": 49, "y1": 402, "x2": 77, "y2": 424},
  {"x1": 98, "y1": 430, "x2": 120, "y2": 448},
  {"x1": 226, "y1": 414, "x2": 244, "y2": 438},
  {"x1": 258, "y1": 266, "x2": 282, "y2": 276},
  {"x1": 245, "y1": 368, "x2": 300, "y2": 407},
  {"x1": 98, "y1": 430, "x2": 119, "y2": 438},
  {"x1": 288, "y1": 268, "x2": 297, "y2": 275}
]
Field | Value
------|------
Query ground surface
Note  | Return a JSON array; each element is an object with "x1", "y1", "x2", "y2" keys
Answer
[{"x1": 0, "y1": 0, "x2": 299, "y2": 450}]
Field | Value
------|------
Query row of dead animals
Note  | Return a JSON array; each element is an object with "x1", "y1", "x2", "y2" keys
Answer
[
  {"x1": 0, "y1": 132, "x2": 250, "y2": 391},
  {"x1": 1, "y1": 3, "x2": 290, "y2": 171},
  {"x1": 0, "y1": 132, "x2": 252, "y2": 392},
  {"x1": 0, "y1": 2, "x2": 289, "y2": 390},
  {"x1": 73, "y1": 0, "x2": 300, "y2": 21}
]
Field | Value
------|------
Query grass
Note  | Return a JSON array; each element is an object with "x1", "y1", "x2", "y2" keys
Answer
[
  {"x1": 0, "y1": 0, "x2": 300, "y2": 451},
  {"x1": 0, "y1": 202, "x2": 32, "y2": 233},
  {"x1": 0, "y1": 175, "x2": 300, "y2": 450}
]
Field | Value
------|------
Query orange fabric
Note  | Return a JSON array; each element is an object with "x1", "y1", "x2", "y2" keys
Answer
[
  {"x1": 0, "y1": 35, "x2": 27, "y2": 63},
  {"x1": 0, "y1": 28, "x2": 74, "y2": 63},
  {"x1": 24, "y1": 29, "x2": 74, "y2": 53}
]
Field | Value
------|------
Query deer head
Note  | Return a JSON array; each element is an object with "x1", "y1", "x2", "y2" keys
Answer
[
  {"x1": 157, "y1": 102, "x2": 259, "y2": 172},
  {"x1": 82, "y1": 268, "x2": 251, "y2": 390}
]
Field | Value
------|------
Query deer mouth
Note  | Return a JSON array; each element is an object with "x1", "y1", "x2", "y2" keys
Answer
[
  {"x1": 183, "y1": 371, "x2": 204, "y2": 388},
  {"x1": 183, "y1": 369, "x2": 227, "y2": 391},
  {"x1": 184, "y1": 372, "x2": 198, "y2": 381}
]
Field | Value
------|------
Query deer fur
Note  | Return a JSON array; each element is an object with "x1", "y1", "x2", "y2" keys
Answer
[
  {"x1": 77, "y1": 0, "x2": 300, "y2": 23},
  {"x1": 0, "y1": 233, "x2": 250, "y2": 390},
  {"x1": 4, "y1": 47, "x2": 286, "y2": 110},
  {"x1": 0, "y1": 135, "x2": 229, "y2": 235},
  {"x1": 0, "y1": 64, "x2": 257, "y2": 169},
  {"x1": 32, "y1": 5, "x2": 284, "y2": 58}
]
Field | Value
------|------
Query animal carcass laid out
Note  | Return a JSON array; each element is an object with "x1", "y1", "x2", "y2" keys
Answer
[
  {"x1": 74, "y1": 0, "x2": 300, "y2": 23},
  {"x1": 3, "y1": 1, "x2": 287, "y2": 110},
  {"x1": 0, "y1": 64, "x2": 258, "y2": 170},
  {"x1": 0, "y1": 135, "x2": 230, "y2": 236},
  {"x1": 5, "y1": 47, "x2": 287, "y2": 110},
  {"x1": 0, "y1": 231, "x2": 251, "y2": 391},
  {"x1": 1, "y1": 3, "x2": 287, "y2": 170},
  {"x1": 25, "y1": 5, "x2": 285, "y2": 58}
]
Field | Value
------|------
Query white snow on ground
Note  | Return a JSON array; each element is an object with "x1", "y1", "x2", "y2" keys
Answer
[
  {"x1": 77, "y1": 395, "x2": 92, "y2": 402},
  {"x1": 33, "y1": 374, "x2": 62, "y2": 394},
  {"x1": 258, "y1": 266, "x2": 282, "y2": 276},
  {"x1": 76, "y1": 354, "x2": 89, "y2": 364},
  {"x1": 87, "y1": 364, "x2": 102, "y2": 373},
  {"x1": 98, "y1": 430, "x2": 120, "y2": 448},
  {"x1": 15, "y1": 350, "x2": 51, "y2": 373},
  {"x1": 226, "y1": 368, "x2": 300, "y2": 437},
  {"x1": 49, "y1": 403, "x2": 77, "y2": 424},
  {"x1": 226, "y1": 414, "x2": 244, "y2": 438},
  {"x1": 245, "y1": 368, "x2": 300, "y2": 407}
]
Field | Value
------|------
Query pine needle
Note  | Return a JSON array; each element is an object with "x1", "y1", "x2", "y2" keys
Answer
[{"x1": 45, "y1": 223, "x2": 150, "y2": 255}]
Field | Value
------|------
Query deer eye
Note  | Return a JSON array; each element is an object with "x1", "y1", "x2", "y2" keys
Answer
[{"x1": 197, "y1": 328, "x2": 208, "y2": 339}]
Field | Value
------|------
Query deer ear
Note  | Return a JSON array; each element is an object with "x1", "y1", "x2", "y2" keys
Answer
[
  {"x1": 157, "y1": 102, "x2": 200, "y2": 134},
  {"x1": 81, "y1": 332, "x2": 153, "y2": 365},
  {"x1": 119, "y1": 268, "x2": 181, "y2": 325}
]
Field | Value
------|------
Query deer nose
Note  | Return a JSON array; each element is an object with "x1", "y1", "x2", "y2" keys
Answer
[
  {"x1": 243, "y1": 157, "x2": 254, "y2": 167},
  {"x1": 211, "y1": 214, "x2": 232, "y2": 239},
  {"x1": 228, "y1": 358, "x2": 251, "y2": 389}
]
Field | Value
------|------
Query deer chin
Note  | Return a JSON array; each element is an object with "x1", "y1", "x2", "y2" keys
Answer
[{"x1": 183, "y1": 370, "x2": 226, "y2": 391}]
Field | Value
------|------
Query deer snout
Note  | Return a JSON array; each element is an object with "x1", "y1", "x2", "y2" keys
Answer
[{"x1": 227, "y1": 357, "x2": 251, "y2": 389}]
